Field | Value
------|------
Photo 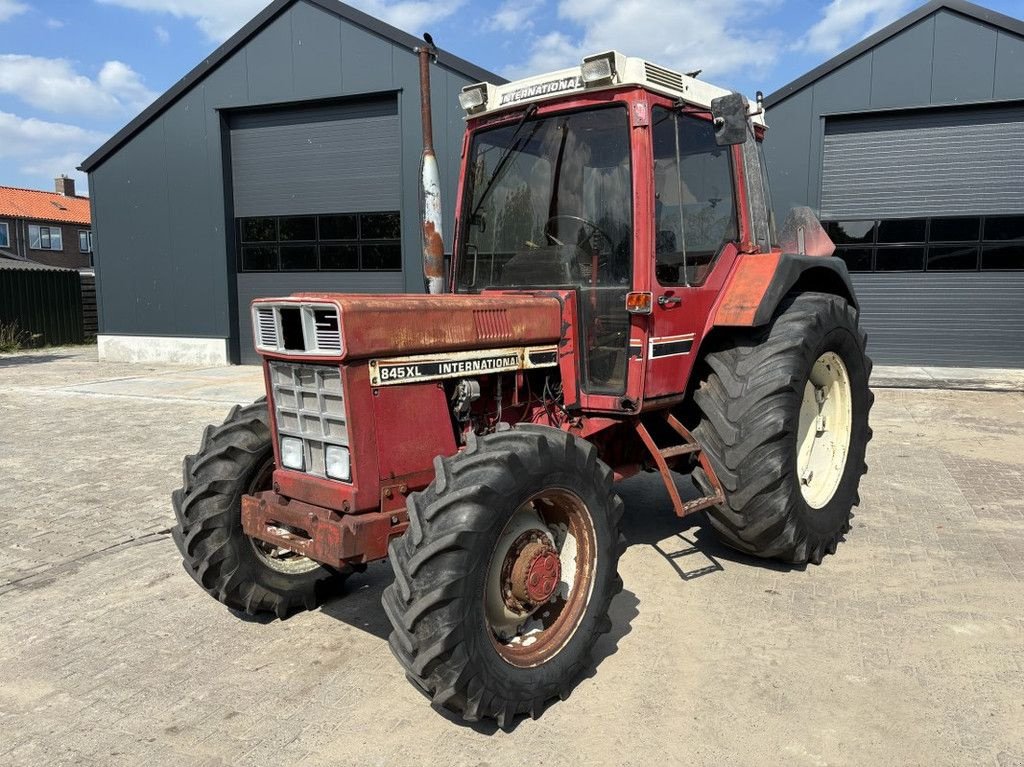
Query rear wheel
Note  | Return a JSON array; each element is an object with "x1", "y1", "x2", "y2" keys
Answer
[
  {"x1": 382, "y1": 426, "x2": 625, "y2": 728},
  {"x1": 171, "y1": 400, "x2": 348, "y2": 618},
  {"x1": 692, "y1": 292, "x2": 873, "y2": 564}
]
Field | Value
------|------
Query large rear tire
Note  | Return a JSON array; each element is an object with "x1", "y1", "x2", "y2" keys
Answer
[
  {"x1": 692, "y1": 292, "x2": 873, "y2": 564},
  {"x1": 171, "y1": 400, "x2": 348, "y2": 618},
  {"x1": 382, "y1": 426, "x2": 625, "y2": 728}
]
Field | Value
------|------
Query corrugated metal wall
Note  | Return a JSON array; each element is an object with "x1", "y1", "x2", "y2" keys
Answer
[
  {"x1": 821, "y1": 105, "x2": 1024, "y2": 219},
  {"x1": 852, "y1": 273, "x2": 1024, "y2": 367},
  {"x1": 0, "y1": 268, "x2": 84, "y2": 347}
]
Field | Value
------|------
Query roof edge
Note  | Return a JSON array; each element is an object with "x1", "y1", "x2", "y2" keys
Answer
[
  {"x1": 764, "y1": 0, "x2": 1024, "y2": 108},
  {"x1": 80, "y1": 0, "x2": 505, "y2": 173}
]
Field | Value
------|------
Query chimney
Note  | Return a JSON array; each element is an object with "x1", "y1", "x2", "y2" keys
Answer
[{"x1": 55, "y1": 175, "x2": 76, "y2": 197}]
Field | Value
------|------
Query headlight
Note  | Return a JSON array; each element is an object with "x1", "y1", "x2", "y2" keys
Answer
[
  {"x1": 581, "y1": 52, "x2": 616, "y2": 85},
  {"x1": 459, "y1": 83, "x2": 487, "y2": 113},
  {"x1": 325, "y1": 445, "x2": 351, "y2": 481},
  {"x1": 281, "y1": 437, "x2": 304, "y2": 471}
]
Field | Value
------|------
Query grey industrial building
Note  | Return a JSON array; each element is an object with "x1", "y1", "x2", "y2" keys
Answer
[
  {"x1": 80, "y1": 0, "x2": 500, "y2": 364},
  {"x1": 764, "y1": 0, "x2": 1024, "y2": 367},
  {"x1": 83, "y1": 0, "x2": 1023, "y2": 367}
]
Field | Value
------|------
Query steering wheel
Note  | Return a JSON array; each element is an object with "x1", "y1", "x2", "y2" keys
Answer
[{"x1": 543, "y1": 215, "x2": 615, "y2": 264}]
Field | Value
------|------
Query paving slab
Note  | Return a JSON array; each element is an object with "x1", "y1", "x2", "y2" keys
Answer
[
  {"x1": 1, "y1": 351, "x2": 1022, "y2": 766},
  {"x1": 873, "y1": 364, "x2": 1024, "y2": 392}
]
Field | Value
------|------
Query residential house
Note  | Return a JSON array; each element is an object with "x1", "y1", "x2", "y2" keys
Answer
[{"x1": 0, "y1": 176, "x2": 93, "y2": 270}]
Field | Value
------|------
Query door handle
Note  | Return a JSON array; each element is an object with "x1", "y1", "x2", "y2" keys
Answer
[{"x1": 657, "y1": 295, "x2": 682, "y2": 307}]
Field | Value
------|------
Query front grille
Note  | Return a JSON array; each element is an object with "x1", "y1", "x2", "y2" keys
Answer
[
  {"x1": 312, "y1": 309, "x2": 342, "y2": 352},
  {"x1": 256, "y1": 306, "x2": 278, "y2": 348},
  {"x1": 269, "y1": 362, "x2": 348, "y2": 479},
  {"x1": 252, "y1": 302, "x2": 342, "y2": 355}
]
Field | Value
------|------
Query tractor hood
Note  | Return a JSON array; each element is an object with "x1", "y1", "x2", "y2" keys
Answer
[{"x1": 252, "y1": 292, "x2": 564, "y2": 361}]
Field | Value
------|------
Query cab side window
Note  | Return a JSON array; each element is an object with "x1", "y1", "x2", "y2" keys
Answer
[{"x1": 653, "y1": 107, "x2": 738, "y2": 285}]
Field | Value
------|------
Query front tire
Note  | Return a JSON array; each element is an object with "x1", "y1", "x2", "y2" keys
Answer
[
  {"x1": 171, "y1": 400, "x2": 348, "y2": 618},
  {"x1": 382, "y1": 426, "x2": 625, "y2": 728},
  {"x1": 692, "y1": 292, "x2": 873, "y2": 564}
]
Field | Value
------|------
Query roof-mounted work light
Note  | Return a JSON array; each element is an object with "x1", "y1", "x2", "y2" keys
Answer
[
  {"x1": 458, "y1": 83, "x2": 488, "y2": 113},
  {"x1": 581, "y1": 52, "x2": 617, "y2": 86}
]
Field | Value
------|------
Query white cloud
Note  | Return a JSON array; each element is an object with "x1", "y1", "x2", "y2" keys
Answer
[
  {"x1": 46, "y1": 17, "x2": 65, "y2": 28},
  {"x1": 95, "y1": 0, "x2": 266, "y2": 42},
  {"x1": 0, "y1": 111, "x2": 107, "y2": 190},
  {"x1": 350, "y1": 0, "x2": 466, "y2": 34},
  {"x1": 0, "y1": 55, "x2": 157, "y2": 118},
  {"x1": 96, "y1": 0, "x2": 463, "y2": 42},
  {"x1": 154, "y1": 24, "x2": 170, "y2": 43},
  {"x1": 0, "y1": 0, "x2": 28, "y2": 23},
  {"x1": 506, "y1": 0, "x2": 778, "y2": 82},
  {"x1": 487, "y1": 0, "x2": 543, "y2": 32},
  {"x1": 795, "y1": 0, "x2": 914, "y2": 55}
]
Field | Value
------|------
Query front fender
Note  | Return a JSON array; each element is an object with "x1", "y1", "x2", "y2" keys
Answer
[{"x1": 711, "y1": 253, "x2": 858, "y2": 328}]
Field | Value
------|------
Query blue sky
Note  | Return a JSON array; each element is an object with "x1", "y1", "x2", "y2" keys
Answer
[{"x1": 1, "y1": 0, "x2": 1022, "y2": 193}]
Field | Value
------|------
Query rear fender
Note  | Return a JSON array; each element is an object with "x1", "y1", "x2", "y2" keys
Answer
[{"x1": 711, "y1": 253, "x2": 858, "y2": 329}]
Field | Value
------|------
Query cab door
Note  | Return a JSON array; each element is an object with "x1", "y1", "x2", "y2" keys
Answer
[{"x1": 644, "y1": 105, "x2": 742, "y2": 399}]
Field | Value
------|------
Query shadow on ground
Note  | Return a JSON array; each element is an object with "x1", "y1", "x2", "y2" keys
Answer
[
  {"x1": 307, "y1": 469, "x2": 798, "y2": 731},
  {"x1": 616, "y1": 471, "x2": 801, "y2": 578},
  {"x1": 0, "y1": 352, "x2": 74, "y2": 367}
]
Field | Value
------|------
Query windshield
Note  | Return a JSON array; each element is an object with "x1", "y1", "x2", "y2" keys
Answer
[
  {"x1": 456, "y1": 106, "x2": 633, "y2": 292},
  {"x1": 456, "y1": 105, "x2": 633, "y2": 396}
]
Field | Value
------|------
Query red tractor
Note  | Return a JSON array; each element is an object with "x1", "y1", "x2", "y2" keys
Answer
[{"x1": 172, "y1": 48, "x2": 872, "y2": 727}]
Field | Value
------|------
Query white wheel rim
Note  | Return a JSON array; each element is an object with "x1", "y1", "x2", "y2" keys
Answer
[{"x1": 797, "y1": 351, "x2": 853, "y2": 509}]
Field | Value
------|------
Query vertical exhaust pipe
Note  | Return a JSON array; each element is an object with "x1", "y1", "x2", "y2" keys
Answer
[{"x1": 418, "y1": 33, "x2": 445, "y2": 295}]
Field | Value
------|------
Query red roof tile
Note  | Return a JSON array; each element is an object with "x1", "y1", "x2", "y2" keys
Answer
[{"x1": 0, "y1": 185, "x2": 91, "y2": 225}]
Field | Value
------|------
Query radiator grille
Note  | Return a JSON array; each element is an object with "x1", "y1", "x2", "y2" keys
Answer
[
  {"x1": 270, "y1": 362, "x2": 348, "y2": 479},
  {"x1": 256, "y1": 306, "x2": 279, "y2": 348},
  {"x1": 644, "y1": 62, "x2": 685, "y2": 92},
  {"x1": 313, "y1": 309, "x2": 342, "y2": 352},
  {"x1": 251, "y1": 303, "x2": 342, "y2": 355}
]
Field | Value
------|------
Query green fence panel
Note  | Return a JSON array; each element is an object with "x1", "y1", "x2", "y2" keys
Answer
[{"x1": 0, "y1": 269, "x2": 84, "y2": 347}]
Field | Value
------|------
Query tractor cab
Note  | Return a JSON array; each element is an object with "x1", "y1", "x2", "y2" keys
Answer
[{"x1": 452, "y1": 52, "x2": 775, "y2": 411}]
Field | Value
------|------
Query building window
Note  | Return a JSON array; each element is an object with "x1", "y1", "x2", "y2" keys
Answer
[
  {"x1": 28, "y1": 225, "x2": 63, "y2": 251},
  {"x1": 0, "y1": 222, "x2": 9, "y2": 249},
  {"x1": 825, "y1": 215, "x2": 1023, "y2": 273},
  {"x1": 237, "y1": 212, "x2": 401, "y2": 273},
  {"x1": 79, "y1": 230, "x2": 93, "y2": 253}
]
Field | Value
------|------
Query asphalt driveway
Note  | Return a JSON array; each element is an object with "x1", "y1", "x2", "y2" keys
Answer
[{"x1": 1, "y1": 347, "x2": 1022, "y2": 766}]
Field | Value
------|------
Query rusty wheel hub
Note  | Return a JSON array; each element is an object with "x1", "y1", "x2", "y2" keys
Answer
[
  {"x1": 507, "y1": 535, "x2": 562, "y2": 609},
  {"x1": 485, "y1": 490, "x2": 597, "y2": 668}
]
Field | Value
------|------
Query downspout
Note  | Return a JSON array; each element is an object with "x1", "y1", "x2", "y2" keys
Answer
[{"x1": 417, "y1": 33, "x2": 445, "y2": 295}]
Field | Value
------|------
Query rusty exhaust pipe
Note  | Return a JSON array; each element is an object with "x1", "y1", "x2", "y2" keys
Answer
[{"x1": 418, "y1": 33, "x2": 444, "y2": 295}]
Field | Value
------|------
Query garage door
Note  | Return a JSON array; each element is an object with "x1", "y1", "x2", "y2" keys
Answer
[
  {"x1": 229, "y1": 96, "x2": 405, "y2": 364},
  {"x1": 820, "y1": 105, "x2": 1024, "y2": 367}
]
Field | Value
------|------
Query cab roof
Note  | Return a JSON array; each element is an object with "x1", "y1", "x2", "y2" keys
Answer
[{"x1": 462, "y1": 52, "x2": 767, "y2": 128}]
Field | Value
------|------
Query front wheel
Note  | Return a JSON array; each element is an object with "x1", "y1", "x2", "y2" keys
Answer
[
  {"x1": 382, "y1": 426, "x2": 625, "y2": 728},
  {"x1": 692, "y1": 292, "x2": 873, "y2": 564},
  {"x1": 171, "y1": 400, "x2": 348, "y2": 618}
]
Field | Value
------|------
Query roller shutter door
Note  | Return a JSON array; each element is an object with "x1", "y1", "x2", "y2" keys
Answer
[
  {"x1": 229, "y1": 96, "x2": 403, "y2": 363},
  {"x1": 821, "y1": 106, "x2": 1024, "y2": 367}
]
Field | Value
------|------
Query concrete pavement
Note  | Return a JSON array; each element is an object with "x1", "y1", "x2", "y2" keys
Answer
[{"x1": 0, "y1": 346, "x2": 1022, "y2": 766}]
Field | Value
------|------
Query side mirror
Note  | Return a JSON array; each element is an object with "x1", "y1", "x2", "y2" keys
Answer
[{"x1": 710, "y1": 92, "x2": 750, "y2": 146}]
